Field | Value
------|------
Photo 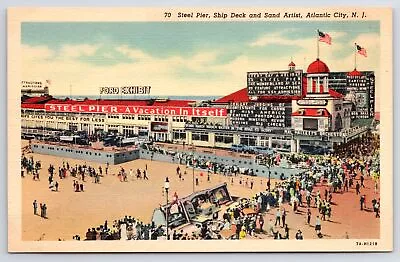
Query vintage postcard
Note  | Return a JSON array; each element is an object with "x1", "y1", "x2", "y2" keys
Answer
[{"x1": 7, "y1": 7, "x2": 392, "y2": 252}]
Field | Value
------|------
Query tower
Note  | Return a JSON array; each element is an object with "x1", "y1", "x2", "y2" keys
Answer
[{"x1": 306, "y1": 58, "x2": 330, "y2": 94}]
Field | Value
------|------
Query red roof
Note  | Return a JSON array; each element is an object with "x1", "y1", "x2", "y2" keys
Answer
[
  {"x1": 21, "y1": 103, "x2": 45, "y2": 109},
  {"x1": 307, "y1": 59, "x2": 330, "y2": 74},
  {"x1": 328, "y1": 89, "x2": 344, "y2": 98},
  {"x1": 288, "y1": 61, "x2": 296, "y2": 66},
  {"x1": 215, "y1": 79, "x2": 308, "y2": 104},
  {"x1": 214, "y1": 88, "x2": 250, "y2": 103},
  {"x1": 22, "y1": 95, "x2": 53, "y2": 104},
  {"x1": 21, "y1": 96, "x2": 196, "y2": 110},
  {"x1": 292, "y1": 108, "x2": 331, "y2": 117},
  {"x1": 347, "y1": 69, "x2": 363, "y2": 77}
]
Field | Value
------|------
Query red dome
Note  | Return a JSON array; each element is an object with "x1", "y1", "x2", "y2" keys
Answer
[
  {"x1": 307, "y1": 59, "x2": 330, "y2": 74},
  {"x1": 288, "y1": 61, "x2": 296, "y2": 66},
  {"x1": 347, "y1": 69, "x2": 363, "y2": 77}
]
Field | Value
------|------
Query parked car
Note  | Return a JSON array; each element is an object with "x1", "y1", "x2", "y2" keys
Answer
[
  {"x1": 230, "y1": 144, "x2": 245, "y2": 152},
  {"x1": 250, "y1": 146, "x2": 274, "y2": 155},
  {"x1": 300, "y1": 145, "x2": 331, "y2": 155}
]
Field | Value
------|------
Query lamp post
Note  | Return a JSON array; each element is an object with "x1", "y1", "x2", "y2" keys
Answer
[{"x1": 164, "y1": 177, "x2": 170, "y2": 240}]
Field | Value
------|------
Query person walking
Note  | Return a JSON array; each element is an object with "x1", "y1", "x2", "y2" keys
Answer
[
  {"x1": 374, "y1": 181, "x2": 379, "y2": 194},
  {"x1": 360, "y1": 195, "x2": 365, "y2": 211},
  {"x1": 315, "y1": 216, "x2": 322, "y2": 237},
  {"x1": 275, "y1": 209, "x2": 281, "y2": 226},
  {"x1": 360, "y1": 175, "x2": 365, "y2": 188},
  {"x1": 282, "y1": 209, "x2": 287, "y2": 228},
  {"x1": 33, "y1": 200, "x2": 38, "y2": 215},
  {"x1": 55, "y1": 181, "x2": 59, "y2": 192},
  {"x1": 239, "y1": 226, "x2": 246, "y2": 240},
  {"x1": 344, "y1": 178, "x2": 349, "y2": 192},
  {"x1": 374, "y1": 200, "x2": 380, "y2": 218},
  {"x1": 284, "y1": 224, "x2": 289, "y2": 239},
  {"x1": 129, "y1": 169, "x2": 134, "y2": 181},
  {"x1": 355, "y1": 181, "x2": 361, "y2": 195},
  {"x1": 258, "y1": 214, "x2": 264, "y2": 233},
  {"x1": 307, "y1": 209, "x2": 311, "y2": 225},
  {"x1": 42, "y1": 204, "x2": 47, "y2": 218}
]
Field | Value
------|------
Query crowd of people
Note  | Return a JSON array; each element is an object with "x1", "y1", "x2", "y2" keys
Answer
[
  {"x1": 118, "y1": 166, "x2": 149, "y2": 182},
  {"x1": 143, "y1": 143, "x2": 271, "y2": 178},
  {"x1": 23, "y1": 130, "x2": 380, "y2": 241},
  {"x1": 21, "y1": 155, "x2": 41, "y2": 180},
  {"x1": 80, "y1": 216, "x2": 165, "y2": 241}
]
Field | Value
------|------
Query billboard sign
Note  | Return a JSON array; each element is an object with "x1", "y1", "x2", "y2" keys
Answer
[
  {"x1": 45, "y1": 104, "x2": 227, "y2": 117},
  {"x1": 247, "y1": 70, "x2": 303, "y2": 96}
]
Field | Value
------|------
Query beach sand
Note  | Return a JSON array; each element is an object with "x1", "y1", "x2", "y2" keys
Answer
[{"x1": 20, "y1": 140, "x2": 380, "y2": 241}]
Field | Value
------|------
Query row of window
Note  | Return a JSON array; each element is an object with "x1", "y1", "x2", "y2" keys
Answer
[
  {"x1": 122, "y1": 115, "x2": 135, "y2": 120},
  {"x1": 192, "y1": 132, "x2": 209, "y2": 141},
  {"x1": 172, "y1": 116, "x2": 188, "y2": 122},
  {"x1": 215, "y1": 135, "x2": 233, "y2": 144},
  {"x1": 154, "y1": 116, "x2": 168, "y2": 122},
  {"x1": 138, "y1": 115, "x2": 151, "y2": 121},
  {"x1": 173, "y1": 129, "x2": 186, "y2": 140}
]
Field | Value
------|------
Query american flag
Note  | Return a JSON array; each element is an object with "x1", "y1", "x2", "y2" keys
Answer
[
  {"x1": 318, "y1": 30, "x2": 332, "y2": 45},
  {"x1": 356, "y1": 44, "x2": 367, "y2": 57}
]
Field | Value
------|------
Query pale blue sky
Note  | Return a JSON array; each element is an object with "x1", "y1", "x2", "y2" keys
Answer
[
  {"x1": 21, "y1": 21, "x2": 380, "y2": 98},
  {"x1": 22, "y1": 21, "x2": 379, "y2": 67}
]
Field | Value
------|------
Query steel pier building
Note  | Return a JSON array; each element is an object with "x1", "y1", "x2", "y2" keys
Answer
[{"x1": 21, "y1": 59, "x2": 375, "y2": 153}]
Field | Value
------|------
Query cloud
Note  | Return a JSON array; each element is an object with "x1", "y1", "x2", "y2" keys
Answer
[
  {"x1": 249, "y1": 31, "x2": 347, "y2": 48},
  {"x1": 115, "y1": 45, "x2": 151, "y2": 61},
  {"x1": 249, "y1": 31, "x2": 309, "y2": 47},
  {"x1": 21, "y1": 30, "x2": 380, "y2": 110},
  {"x1": 59, "y1": 44, "x2": 100, "y2": 58},
  {"x1": 21, "y1": 45, "x2": 54, "y2": 61}
]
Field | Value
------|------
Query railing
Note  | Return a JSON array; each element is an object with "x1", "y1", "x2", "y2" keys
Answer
[{"x1": 31, "y1": 140, "x2": 138, "y2": 153}]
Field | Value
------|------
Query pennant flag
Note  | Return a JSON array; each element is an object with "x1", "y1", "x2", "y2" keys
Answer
[
  {"x1": 356, "y1": 44, "x2": 367, "y2": 57},
  {"x1": 318, "y1": 30, "x2": 332, "y2": 45},
  {"x1": 46, "y1": 79, "x2": 52, "y2": 85}
]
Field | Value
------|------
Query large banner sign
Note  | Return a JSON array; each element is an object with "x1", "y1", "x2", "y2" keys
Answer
[
  {"x1": 247, "y1": 70, "x2": 303, "y2": 96},
  {"x1": 44, "y1": 104, "x2": 227, "y2": 117}
]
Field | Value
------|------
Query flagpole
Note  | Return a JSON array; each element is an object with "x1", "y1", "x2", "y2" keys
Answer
[
  {"x1": 317, "y1": 29, "x2": 320, "y2": 59},
  {"x1": 354, "y1": 43, "x2": 357, "y2": 70}
]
